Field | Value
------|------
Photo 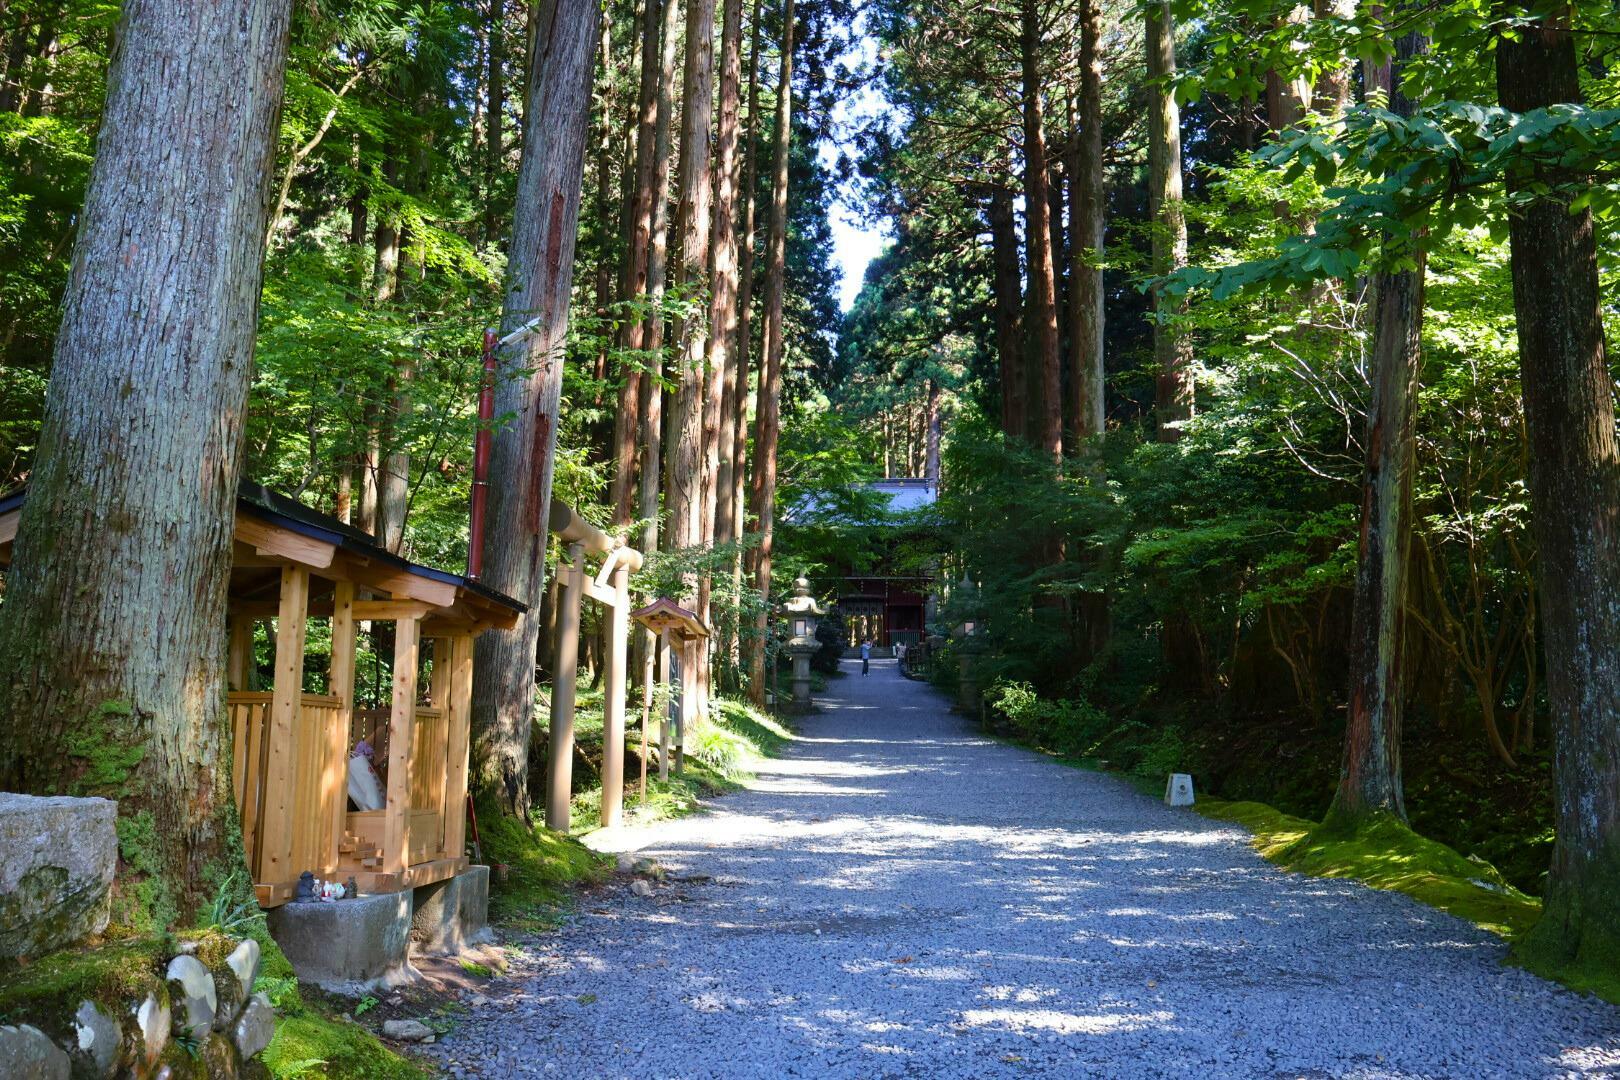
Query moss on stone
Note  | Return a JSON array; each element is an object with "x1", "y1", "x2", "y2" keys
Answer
[
  {"x1": 263, "y1": 1012, "x2": 431, "y2": 1080},
  {"x1": 0, "y1": 937, "x2": 167, "y2": 1039}
]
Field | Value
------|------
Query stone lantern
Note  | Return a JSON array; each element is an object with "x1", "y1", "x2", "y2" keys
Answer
[{"x1": 783, "y1": 576, "x2": 825, "y2": 712}]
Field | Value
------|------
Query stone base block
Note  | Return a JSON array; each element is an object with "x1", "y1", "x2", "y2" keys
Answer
[
  {"x1": 410, "y1": 867, "x2": 492, "y2": 955},
  {"x1": 267, "y1": 892, "x2": 414, "y2": 994},
  {"x1": 0, "y1": 793, "x2": 116, "y2": 959}
]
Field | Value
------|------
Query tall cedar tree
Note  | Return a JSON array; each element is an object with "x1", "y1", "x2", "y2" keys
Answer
[
  {"x1": 1497, "y1": 5, "x2": 1620, "y2": 986},
  {"x1": 667, "y1": 0, "x2": 718, "y2": 586},
  {"x1": 1146, "y1": 0, "x2": 1192, "y2": 440},
  {"x1": 470, "y1": 0, "x2": 603, "y2": 820},
  {"x1": 1019, "y1": 0, "x2": 1062, "y2": 462},
  {"x1": 1328, "y1": 25, "x2": 1428, "y2": 827},
  {"x1": 747, "y1": 0, "x2": 796, "y2": 704},
  {"x1": 0, "y1": 0, "x2": 294, "y2": 921},
  {"x1": 1068, "y1": 0, "x2": 1105, "y2": 442}
]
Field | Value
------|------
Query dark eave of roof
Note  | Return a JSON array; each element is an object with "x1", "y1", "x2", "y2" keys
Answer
[{"x1": 0, "y1": 482, "x2": 526, "y2": 614}]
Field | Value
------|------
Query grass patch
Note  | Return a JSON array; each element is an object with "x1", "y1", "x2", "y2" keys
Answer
[
  {"x1": 571, "y1": 696, "x2": 793, "y2": 832},
  {"x1": 1196, "y1": 798, "x2": 1543, "y2": 940}
]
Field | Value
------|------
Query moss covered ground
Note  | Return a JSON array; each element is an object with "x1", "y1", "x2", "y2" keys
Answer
[{"x1": 1195, "y1": 799, "x2": 1543, "y2": 939}]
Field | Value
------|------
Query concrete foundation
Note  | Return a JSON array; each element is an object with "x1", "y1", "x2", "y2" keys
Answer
[
  {"x1": 267, "y1": 891, "x2": 414, "y2": 994},
  {"x1": 267, "y1": 866, "x2": 494, "y2": 991},
  {"x1": 410, "y1": 867, "x2": 491, "y2": 955}
]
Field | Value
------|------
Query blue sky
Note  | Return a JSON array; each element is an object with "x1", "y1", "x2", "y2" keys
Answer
[{"x1": 821, "y1": 23, "x2": 893, "y2": 311}]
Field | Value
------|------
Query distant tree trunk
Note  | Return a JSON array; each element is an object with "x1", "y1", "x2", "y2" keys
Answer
[
  {"x1": 1068, "y1": 0, "x2": 1105, "y2": 443},
  {"x1": 608, "y1": 0, "x2": 669, "y2": 527},
  {"x1": 592, "y1": 5, "x2": 616, "y2": 393},
  {"x1": 666, "y1": 0, "x2": 716, "y2": 584},
  {"x1": 1019, "y1": 0, "x2": 1062, "y2": 463},
  {"x1": 1264, "y1": 3, "x2": 1311, "y2": 131},
  {"x1": 636, "y1": 0, "x2": 683, "y2": 558},
  {"x1": 987, "y1": 185, "x2": 1025, "y2": 440},
  {"x1": 1146, "y1": 0, "x2": 1192, "y2": 441},
  {"x1": 0, "y1": 0, "x2": 293, "y2": 922},
  {"x1": 746, "y1": 0, "x2": 794, "y2": 705},
  {"x1": 710, "y1": 0, "x2": 745, "y2": 558},
  {"x1": 1311, "y1": 0, "x2": 1356, "y2": 115},
  {"x1": 470, "y1": 0, "x2": 602, "y2": 822},
  {"x1": 924, "y1": 379, "x2": 941, "y2": 482},
  {"x1": 1497, "y1": 9, "x2": 1620, "y2": 986},
  {"x1": 1327, "y1": 26, "x2": 1426, "y2": 829},
  {"x1": 484, "y1": 0, "x2": 507, "y2": 246}
]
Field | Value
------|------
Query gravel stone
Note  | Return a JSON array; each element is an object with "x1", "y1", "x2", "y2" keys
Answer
[{"x1": 427, "y1": 659, "x2": 1620, "y2": 1078}]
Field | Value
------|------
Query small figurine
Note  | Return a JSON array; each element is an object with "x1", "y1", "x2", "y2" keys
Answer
[
  {"x1": 294, "y1": 871, "x2": 316, "y2": 903},
  {"x1": 345, "y1": 876, "x2": 359, "y2": 900}
]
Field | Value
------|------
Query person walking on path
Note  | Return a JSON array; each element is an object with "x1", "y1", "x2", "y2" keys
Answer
[{"x1": 859, "y1": 638, "x2": 872, "y2": 675}]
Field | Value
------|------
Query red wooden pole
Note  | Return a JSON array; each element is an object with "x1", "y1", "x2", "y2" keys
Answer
[{"x1": 467, "y1": 328, "x2": 498, "y2": 581}]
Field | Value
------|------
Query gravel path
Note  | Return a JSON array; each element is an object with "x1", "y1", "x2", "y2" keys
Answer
[{"x1": 430, "y1": 659, "x2": 1620, "y2": 1079}]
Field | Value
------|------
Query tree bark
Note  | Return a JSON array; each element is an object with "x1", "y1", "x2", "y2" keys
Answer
[
  {"x1": 666, "y1": 0, "x2": 717, "y2": 579},
  {"x1": 1019, "y1": 0, "x2": 1062, "y2": 463},
  {"x1": 1497, "y1": 9, "x2": 1620, "y2": 985},
  {"x1": 470, "y1": 0, "x2": 602, "y2": 822},
  {"x1": 710, "y1": 0, "x2": 745, "y2": 556},
  {"x1": 1146, "y1": 0, "x2": 1192, "y2": 441},
  {"x1": 0, "y1": 0, "x2": 293, "y2": 923},
  {"x1": 733, "y1": 0, "x2": 766, "y2": 535},
  {"x1": 608, "y1": 0, "x2": 670, "y2": 527},
  {"x1": 636, "y1": 0, "x2": 683, "y2": 558},
  {"x1": 1068, "y1": 0, "x2": 1105, "y2": 443},
  {"x1": 1328, "y1": 26, "x2": 1426, "y2": 829},
  {"x1": 746, "y1": 0, "x2": 794, "y2": 704},
  {"x1": 924, "y1": 378, "x2": 941, "y2": 482},
  {"x1": 988, "y1": 185, "x2": 1025, "y2": 441}
]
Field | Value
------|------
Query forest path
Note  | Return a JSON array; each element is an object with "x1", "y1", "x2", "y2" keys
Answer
[{"x1": 429, "y1": 660, "x2": 1620, "y2": 1079}]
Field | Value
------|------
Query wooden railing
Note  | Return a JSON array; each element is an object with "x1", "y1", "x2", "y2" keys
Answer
[{"x1": 229, "y1": 691, "x2": 347, "y2": 883}]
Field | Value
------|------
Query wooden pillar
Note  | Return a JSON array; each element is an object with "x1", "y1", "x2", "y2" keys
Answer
[
  {"x1": 659, "y1": 628, "x2": 673, "y2": 782},
  {"x1": 429, "y1": 637, "x2": 449, "y2": 707},
  {"x1": 678, "y1": 639, "x2": 696, "y2": 774},
  {"x1": 227, "y1": 615, "x2": 255, "y2": 692},
  {"x1": 327, "y1": 580, "x2": 357, "y2": 874},
  {"x1": 442, "y1": 633, "x2": 474, "y2": 859},
  {"x1": 548, "y1": 544, "x2": 585, "y2": 831},
  {"x1": 600, "y1": 561, "x2": 630, "y2": 827},
  {"x1": 382, "y1": 614, "x2": 421, "y2": 876},
  {"x1": 260, "y1": 565, "x2": 309, "y2": 885}
]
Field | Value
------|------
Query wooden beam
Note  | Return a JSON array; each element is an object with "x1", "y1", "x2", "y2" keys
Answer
[
  {"x1": 441, "y1": 635, "x2": 474, "y2": 860},
  {"x1": 420, "y1": 617, "x2": 491, "y2": 638},
  {"x1": 381, "y1": 614, "x2": 420, "y2": 875},
  {"x1": 328, "y1": 580, "x2": 357, "y2": 875},
  {"x1": 236, "y1": 514, "x2": 336, "y2": 569},
  {"x1": 227, "y1": 616, "x2": 255, "y2": 692},
  {"x1": 342, "y1": 560, "x2": 458, "y2": 608},
  {"x1": 353, "y1": 600, "x2": 436, "y2": 622},
  {"x1": 259, "y1": 565, "x2": 310, "y2": 885}
]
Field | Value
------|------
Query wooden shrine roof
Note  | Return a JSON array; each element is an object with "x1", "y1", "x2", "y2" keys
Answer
[
  {"x1": 0, "y1": 482, "x2": 526, "y2": 627},
  {"x1": 632, "y1": 597, "x2": 710, "y2": 640}
]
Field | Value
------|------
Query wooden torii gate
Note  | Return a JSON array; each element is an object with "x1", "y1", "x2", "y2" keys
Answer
[{"x1": 545, "y1": 500, "x2": 644, "y2": 830}]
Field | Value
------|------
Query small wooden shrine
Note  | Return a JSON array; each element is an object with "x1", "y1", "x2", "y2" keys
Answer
[
  {"x1": 632, "y1": 598, "x2": 710, "y2": 783},
  {"x1": 0, "y1": 483, "x2": 523, "y2": 908}
]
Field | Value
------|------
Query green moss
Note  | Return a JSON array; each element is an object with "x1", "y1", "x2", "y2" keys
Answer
[
  {"x1": 0, "y1": 938, "x2": 167, "y2": 1034},
  {"x1": 1197, "y1": 798, "x2": 1543, "y2": 939},
  {"x1": 459, "y1": 959, "x2": 493, "y2": 978},
  {"x1": 264, "y1": 1012, "x2": 431, "y2": 1080},
  {"x1": 111, "y1": 810, "x2": 177, "y2": 935},
  {"x1": 476, "y1": 798, "x2": 610, "y2": 925},
  {"x1": 1512, "y1": 873, "x2": 1620, "y2": 1006},
  {"x1": 62, "y1": 700, "x2": 146, "y2": 797}
]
